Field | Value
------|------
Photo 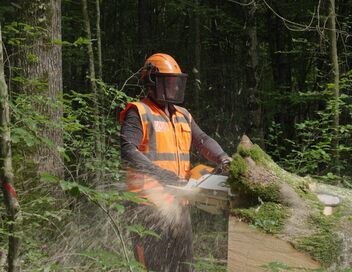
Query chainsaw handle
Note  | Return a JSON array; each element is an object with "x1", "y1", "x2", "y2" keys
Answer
[
  {"x1": 214, "y1": 157, "x2": 232, "y2": 175},
  {"x1": 212, "y1": 164, "x2": 229, "y2": 176}
]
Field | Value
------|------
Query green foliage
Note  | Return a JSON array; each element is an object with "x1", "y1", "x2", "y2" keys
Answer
[
  {"x1": 266, "y1": 72, "x2": 352, "y2": 186},
  {"x1": 0, "y1": 25, "x2": 137, "y2": 268},
  {"x1": 126, "y1": 224, "x2": 161, "y2": 239},
  {"x1": 3, "y1": 22, "x2": 45, "y2": 46},
  {"x1": 189, "y1": 256, "x2": 227, "y2": 272},
  {"x1": 260, "y1": 261, "x2": 325, "y2": 272},
  {"x1": 62, "y1": 81, "x2": 134, "y2": 182},
  {"x1": 260, "y1": 261, "x2": 293, "y2": 272},
  {"x1": 1, "y1": 0, "x2": 352, "y2": 269},
  {"x1": 77, "y1": 250, "x2": 144, "y2": 271}
]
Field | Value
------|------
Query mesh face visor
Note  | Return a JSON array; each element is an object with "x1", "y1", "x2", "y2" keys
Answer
[{"x1": 155, "y1": 73, "x2": 188, "y2": 104}]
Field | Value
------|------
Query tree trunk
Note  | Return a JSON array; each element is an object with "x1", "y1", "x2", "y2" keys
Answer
[
  {"x1": 244, "y1": 1, "x2": 263, "y2": 146},
  {"x1": 95, "y1": 0, "x2": 106, "y2": 180},
  {"x1": 0, "y1": 24, "x2": 21, "y2": 272},
  {"x1": 193, "y1": 0, "x2": 201, "y2": 118},
  {"x1": 15, "y1": 0, "x2": 63, "y2": 178},
  {"x1": 227, "y1": 135, "x2": 352, "y2": 270},
  {"x1": 138, "y1": 0, "x2": 153, "y2": 60},
  {"x1": 267, "y1": 11, "x2": 294, "y2": 139},
  {"x1": 81, "y1": 0, "x2": 103, "y2": 183},
  {"x1": 96, "y1": 0, "x2": 103, "y2": 80},
  {"x1": 328, "y1": 0, "x2": 340, "y2": 176}
]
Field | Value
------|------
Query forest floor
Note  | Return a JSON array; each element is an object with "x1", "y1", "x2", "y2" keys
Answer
[{"x1": 191, "y1": 208, "x2": 228, "y2": 271}]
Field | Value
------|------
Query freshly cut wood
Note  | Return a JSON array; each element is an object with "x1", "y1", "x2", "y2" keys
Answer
[
  {"x1": 228, "y1": 218, "x2": 320, "y2": 271},
  {"x1": 227, "y1": 135, "x2": 352, "y2": 271}
]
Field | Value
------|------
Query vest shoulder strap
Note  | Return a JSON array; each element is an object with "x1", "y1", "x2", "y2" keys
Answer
[
  {"x1": 119, "y1": 101, "x2": 150, "y2": 124},
  {"x1": 174, "y1": 105, "x2": 192, "y2": 125}
]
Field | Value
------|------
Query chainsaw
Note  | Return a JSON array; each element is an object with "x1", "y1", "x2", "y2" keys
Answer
[{"x1": 166, "y1": 164, "x2": 236, "y2": 215}]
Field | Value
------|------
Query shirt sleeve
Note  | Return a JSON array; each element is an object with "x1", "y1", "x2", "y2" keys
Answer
[
  {"x1": 191, "y1": 118, "x2": 229, "y2": 164},
  {"x1": 120, "y1": 107, "x2": 183, "y2": 185}
]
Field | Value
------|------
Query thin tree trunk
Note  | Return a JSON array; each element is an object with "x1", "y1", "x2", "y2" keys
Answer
[
  {"x1": 267, "y1": 11, "x2": 294, "y2": 139},
  {"x1": 245, "y1": 1, "x2": 263, "y2": 146},
  {"x1": 193, "y1": 0, "x2": 201, "y2": 118},
  {"x1": 138, "y1": 0, "x2": 153, "y2": 60},
  {"x1": 96, "y1": 0, "x2": 103, "y2": 80},
  {"x1": 0, "y1": 24, "x2": 21, "y2": 272},
  {"x1": 328, "y1": 0, "x2": 340, "y2": 175},
  {"x1": 81, "y1": 0, "x2": 103, "y2": 182},
  {"x1": 96, "y1": 0, "x2": 106, "y2": 180}
]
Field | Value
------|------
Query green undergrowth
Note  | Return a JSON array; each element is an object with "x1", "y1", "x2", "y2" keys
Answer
[
  {"x1": 191, "y1": 208, "x2": 228, "y2": 267},
  {"x1": 260, "y1": 261, "x2": 325, "y2": 272},
  {"x1": 293, "y1": 213, "x2": 343, "y2": 267}
]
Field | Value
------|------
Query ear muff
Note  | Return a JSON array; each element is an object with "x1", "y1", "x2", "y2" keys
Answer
[{"x1": 146, "y1": 63, "x2": 157, "y2": 85}]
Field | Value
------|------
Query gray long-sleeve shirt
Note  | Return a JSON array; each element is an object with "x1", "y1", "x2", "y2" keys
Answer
[{"x1": 120, "y1": 104, "x2": 228, "y2": 185}]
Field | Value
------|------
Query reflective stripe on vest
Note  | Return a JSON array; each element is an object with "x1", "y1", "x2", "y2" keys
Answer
[{"x1": 120, "y1": 98, "x2": 192, "y2": 204}]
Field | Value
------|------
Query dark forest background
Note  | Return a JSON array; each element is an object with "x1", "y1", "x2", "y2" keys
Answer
[{"x1": 0, "y1": 0, "x2": 351, "y2": 271}]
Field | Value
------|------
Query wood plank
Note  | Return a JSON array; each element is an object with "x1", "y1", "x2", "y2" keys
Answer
[{"x1": 227, "y1": 217, "x2": 321, "y2": 271}]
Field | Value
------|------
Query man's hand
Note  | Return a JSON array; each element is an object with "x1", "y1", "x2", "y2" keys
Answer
[{"x1": 219, "y1": 156, "x2": 233, "y2": 174}]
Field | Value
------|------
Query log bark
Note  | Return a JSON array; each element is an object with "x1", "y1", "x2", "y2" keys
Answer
[{"x1": 227, "y1": 135, "x2": 352, "y2": 270}]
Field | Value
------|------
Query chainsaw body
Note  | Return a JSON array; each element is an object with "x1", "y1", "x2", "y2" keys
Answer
[{"x1": 167, "y1": 164, "x2": 235, "y2": 214}]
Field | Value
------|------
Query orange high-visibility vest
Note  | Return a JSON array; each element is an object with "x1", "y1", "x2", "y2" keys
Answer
[{"x1": 120, "y1": 98, "x2": 192, "y2": 204}]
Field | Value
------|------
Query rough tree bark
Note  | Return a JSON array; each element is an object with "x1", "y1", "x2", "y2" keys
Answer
[
  {"x1": 227, "y1": 135, "x2": 352, "y2": 271},
  {"x1": 0, "y1": 24, "x2": 21, "y2": 272},
  {"x1": 15, "y1": 0, "x2": 63, "y2": 178}
]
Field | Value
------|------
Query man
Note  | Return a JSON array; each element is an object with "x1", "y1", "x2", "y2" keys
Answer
[{"x1": 120, "y1": 53, "x2": 231, "y2": 271}]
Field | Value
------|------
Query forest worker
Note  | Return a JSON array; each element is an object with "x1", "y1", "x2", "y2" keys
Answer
[{"x1": 120, "y1": 53, "x2": 232, "y2": 271}]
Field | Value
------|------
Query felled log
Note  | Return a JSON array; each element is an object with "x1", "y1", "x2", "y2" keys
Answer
[{"x1": 227, "y1": 135, "x2": 352, "y2": 271}]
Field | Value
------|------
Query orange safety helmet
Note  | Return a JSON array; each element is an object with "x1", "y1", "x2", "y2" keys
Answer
[{"x1": 141, "y1": 53, "x2": 188, "y2": 104}]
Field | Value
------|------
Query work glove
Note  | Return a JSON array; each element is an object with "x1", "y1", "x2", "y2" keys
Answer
[{"x1": 219, "y1": 155, "x2": 233, "y2": 174}]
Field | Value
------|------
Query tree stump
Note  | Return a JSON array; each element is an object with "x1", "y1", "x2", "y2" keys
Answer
[{"x1": 227, "y1": 135, "x2": 352, "y2": 271}]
